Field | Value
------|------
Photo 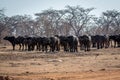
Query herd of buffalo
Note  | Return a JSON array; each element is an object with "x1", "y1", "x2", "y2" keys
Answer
[{"x1": 3, "y1": 34, "x2": 120, "y2": 52}]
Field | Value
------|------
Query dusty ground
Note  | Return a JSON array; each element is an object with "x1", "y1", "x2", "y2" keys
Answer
[{"x1": 0, "y1": 46, "x2": 120, "y2": 80}]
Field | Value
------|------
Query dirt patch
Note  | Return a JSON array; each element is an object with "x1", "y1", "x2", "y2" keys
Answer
[
  {"x1": 0, "y1": 76, "x2": 14, "y2": 80},
  {"x1": 9, "y1": 70, "x2": 120, "y2": 80},
  {"x1": 0, "y1": 46, "x2": 120, "y2": 80}
]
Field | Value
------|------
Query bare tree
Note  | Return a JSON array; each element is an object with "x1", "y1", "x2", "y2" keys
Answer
[
  {"x1": 0, "y1": 9, "x2": 7, "y2": 43},
  {"x1": 2, "y1": 6, "x2": 120, "y2": 38},
  {"x1": 35, "y1": 9, "x2": 66, "y2": 36},
  {"x1": 113, "y1": 12, "x2": 120, "y2": 34},
  {"x1": 64, "y1": 5, "x2": 94, "y2": 36},
  {"x1": 58, "y1": 20, "x2": 71, "y2": 36},
  {"x1": 92, "y1": 10, "x2": 120, "y2": 35},
  {"x1": 7, "y1": 15, "x2": 35, "y2": 36},
  {"x1": 101, "y1": 10, "x2": 119, "y2": 35}
]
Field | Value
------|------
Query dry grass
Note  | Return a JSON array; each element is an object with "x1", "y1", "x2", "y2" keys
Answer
[{"x1": 0, "y1": 46, "x2": 120, "y2": 80}]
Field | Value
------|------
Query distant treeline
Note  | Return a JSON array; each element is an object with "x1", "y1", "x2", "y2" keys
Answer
[{"x1": 0, "y1": 5, "x2": 120, "y2": 43}]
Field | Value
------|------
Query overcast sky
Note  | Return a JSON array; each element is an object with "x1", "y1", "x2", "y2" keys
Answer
[{"x1": 0, "y1": 0, "x2": 120, "y2": 18}]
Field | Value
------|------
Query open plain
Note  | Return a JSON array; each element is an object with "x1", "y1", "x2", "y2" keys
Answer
[{"x1": 0, "y1": 46, "x2": 120, "y2": 80}]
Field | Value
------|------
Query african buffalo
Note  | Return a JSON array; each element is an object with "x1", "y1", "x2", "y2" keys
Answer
[
  {"x1": 78, "y1": 35, "x2": 90, "y2": 51},
  {"x1": 91, "y1": 35, "x2": 109, "y2": 49},
  {"x1": 67, "y1": 36, "x2": 78, "y2": 52},
  {"x1": 109, "y1": 34, "x2": 120, "y2": 47},
  {"x1": 4, "y1": 36, "x2": 16, "y2": 50}
]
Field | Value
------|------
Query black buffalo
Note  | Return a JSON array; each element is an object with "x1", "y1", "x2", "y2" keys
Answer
[
  {"x1": 41, "y1": 37, "x2": 50, "y2": 52},
  {"x1": 3, "y1": 36, "x2": 31, "y2": 51},
  {"x1": 67, "y1": 36, "x2": 78, "y2": 52},
  {"x1": 55, "y1": 35, "x2": 69, "y2": 52},
  {"x1": 56, "y1": 35, "x2": 78, "y2": 52},
  {"x1": 78, "y1": 35, "x2": 90, "y2": 51},
  {"x1": 109, "y1": 34, "x2": 120, "y2": 47},
  {"x1": 16, "y1": 36, "x2": 26, "y2": 50},
  {"x1": 26, "y1": 37, "x2": 37, "y2": 51},
  {"x1": 91, "y1": 35, "x2": 109, "y2": 49},
  {"x1": 36, "y1": 37, "x2": 42, "y2": 51},
  {"x1": 4, "y1": 36, "x2": 17, "y2": 50},
  {"x1": 49, "y1": 36, "x2": 60, "y2": 52}
]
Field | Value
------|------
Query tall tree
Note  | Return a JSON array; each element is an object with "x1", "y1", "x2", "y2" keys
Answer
[
  {"x1": 64, "y1": 5, "x2": 94, "y2": 36},
  {"x1": 8, "y1": 15, "x2": 34, "y2": 36},
  {"x1": 0, "y1": 9, "x2": 7, "y2": 42},
  {"x1": 35, "y1": 9, "x2": 66, "y2": 36},
  {"x1": 101, "y1": 10, "x2": 119, "y2": 35}
]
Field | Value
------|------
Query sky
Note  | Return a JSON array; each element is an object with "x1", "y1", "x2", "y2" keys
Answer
[{"x1": 0, "y1": 0, "x2": 120, "y2": 18}]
